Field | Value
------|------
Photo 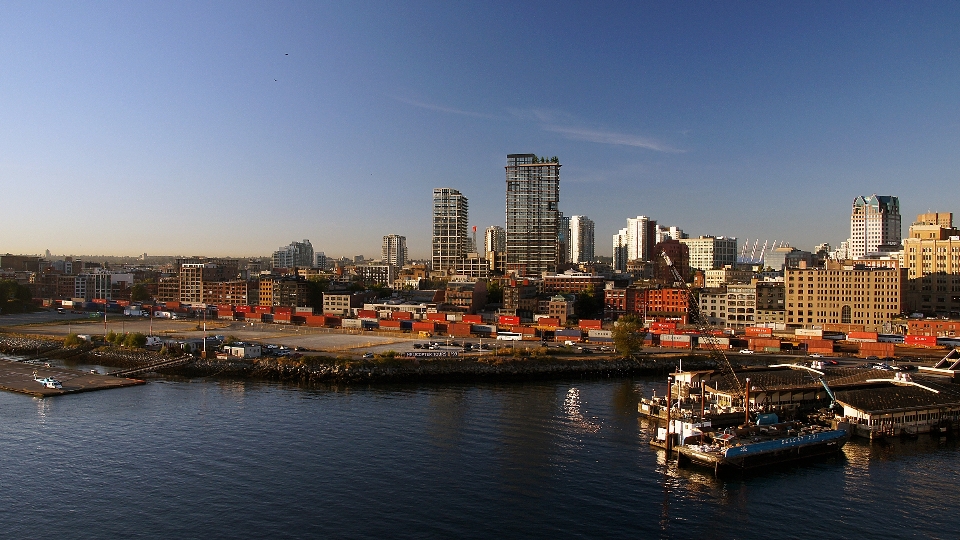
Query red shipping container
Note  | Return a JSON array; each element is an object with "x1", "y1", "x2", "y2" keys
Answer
[
  {"x1": 744, "y1": 326, "x2": 773, "y2": 337},
  {"x1": 275, "y1": 307, "x2": 293, "y2": 315},
  {"x1": 578, "y1": 319, "x2": 603, "y2": 330},
  {"x1": 255, "y1": 306, "x2": 272, "y2": 314},
  {"x1": 426, "y1": 313, "x2": 447, "y2": 322},
  {"x1": 463, "y1": 315, "x2": 482, "y2": 324},
  {"x1": 164, "y1": 301, "x2": 181, "y2": 309},
  {"x1": 499, "y1": 315, "x2": 521, "y2": 326},
  {"x1": 412, "y1": 321, "x2": 436, "y2": 332},
  {"x1": 650, "y1": 322, "x2": 677, "y2": 331},
  {"x1": 435, "y1": 322, "x2": 448, "y2": 334},
  {"x1": 538, "y1": 318, "x2": 561, "y2": 327},
  {"x1": 217, "y1": 304, "x2": 233, "y2": 311},
  {"x1": 236, "y1": 305, "x2": 253, "y2": 313},
  {"x1": 391, "y1": 311, "x2": 413, "y2": 320},
  {"x1": 379, "y1": 319, "x2": 402, "y2": 328},
  {"x1": 217, "y1": 310, "x2": 233, "y2": 319},
  {"x1": 511, "y1": 325, "x2": 536, "y2": 335},
  {"x1": 803, "y1": 339, "x2": 834, "y2": 350},
  {"x1": 357, "y1": 310, "x2": 377, "y2": 319},
  {"x1": 905, "y1": 335, "x2": 938, "y2": 347},
  {"x1": 448, "y1": 322, "x2": 472, "y2": 336},
  {"x1": 858, "y1": 342, "x2": 894, "y2": 357}
]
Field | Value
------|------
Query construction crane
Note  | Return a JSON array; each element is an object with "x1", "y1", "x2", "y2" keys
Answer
[{"x1": 660, "y1": 252, "x2": 744, "y2": 399}]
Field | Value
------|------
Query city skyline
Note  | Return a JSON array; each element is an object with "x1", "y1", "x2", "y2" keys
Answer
[{"x1": 2, "y1": 3, "x2": 959, "y2": 258}]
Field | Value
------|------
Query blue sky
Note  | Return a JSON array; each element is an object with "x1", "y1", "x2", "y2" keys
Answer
[{"x1": 2, "y1": 1, "x2": 959, "y2": 259}]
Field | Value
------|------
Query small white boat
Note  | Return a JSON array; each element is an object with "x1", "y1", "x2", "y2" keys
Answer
[{"x1": 34, "y1": 377, "x2": 63, "y2": 389}]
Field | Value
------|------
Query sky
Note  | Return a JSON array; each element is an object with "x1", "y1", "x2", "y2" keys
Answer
[{"x1": 2, "y1": 1, "x2": 959, "y2": 260}]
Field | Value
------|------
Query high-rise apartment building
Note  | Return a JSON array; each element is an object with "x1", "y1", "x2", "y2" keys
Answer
[
  {"x1": 619, "y1": 216, "x2": 657, "y2": 262},
  {"x1": 382, "y1": 235, "x2": 407, "y2": 266},
  {"x1": 849, "y1": 195, "x2": 901, "y2": 258},
  {"x1": 484, "y1": 226, "x2": 506, "y2": 253},
  {"x1": 568, "y1": 216, "x2": 595, "y2": 264},
  {"x1": 655, "y1": 225, "x2": 686, "y2": 244},
  {"x1": 272, "y1": 240, "x2": 315, "y2": 268},
  {"x1": 432, "y1": 188, "x2": 469, "y2": 272},
  {"x1": 680, "y1": 236, "x2": 738, "y2": 271},
  {"x1": 505, "y1": 154, "x2": 560, "y2": 276}
]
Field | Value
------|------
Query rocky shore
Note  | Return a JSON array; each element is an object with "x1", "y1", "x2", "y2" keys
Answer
[{"x1": 0, "y1": 333, "x2": 728, "y2": 384}]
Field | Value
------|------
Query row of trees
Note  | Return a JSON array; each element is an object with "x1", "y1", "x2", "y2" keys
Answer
[{"x1": 0, "y1": 279, "x2": 33, "y2": 314}]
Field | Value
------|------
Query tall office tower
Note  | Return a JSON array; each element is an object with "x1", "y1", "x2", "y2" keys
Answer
[
  {"x1": 679, "y1": 236, "x2": 738, "y2": 271},
  {"x1": 381, "y1": 235, "x2": 407, "y2": 266},
  {"x1": 432, "y1": 188, "x2": 469, "y2": 271},
  {"x1": 484, "y1": 226, "x2": 506, "y2": 253},
  {"x1": 272, "y1": 240, "x2": 315, "y2": 268},
  {"x1": 505, "y1": 154, "x2": 560, "y2": 276},
  {"x1": 624, "y1": 216, "x2": 658, "y2": 261},
  {"x1": 612, "y1": 228, "x2": 629, "y2": 272},
  {"x1": 849, "y1": 195, "x2": 901, "y2": 258},
  {"x1": 569, "y1": 215, "x2": 595, "y2": 264}
]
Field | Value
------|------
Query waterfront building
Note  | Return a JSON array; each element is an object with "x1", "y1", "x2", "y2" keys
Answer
[
  {"x1": 902, "y1": 213, "x2": 960, "y2": 315},
  {"x1": 433, "y1": 188, "x2": 469, "y2": 272},
  {"x1": 784, "y1": 260, "x2": 902, "y2": 333},
  {"x1": 568, "y1": 216, "x2": 595, "y2": 264},
  {"x1": 505, "y1": 154, "x2": 560, "y2": 276},
  {"x1": 273, "y1": 240, "x2": 315, "y2": 269},
  {"x1": 849, "y1": 195, "x2": 901, "y2": 259},
  {"x1": 680, "y1": 236, "x2": 738, "y2": 271},
  {"x1": 382, "y1": 235, "x2": 407, "y2": 267}
]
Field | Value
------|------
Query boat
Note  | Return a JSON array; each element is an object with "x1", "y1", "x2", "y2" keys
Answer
[
  {"x1": 675, "y1": 416, "x2": 850, "y2": 475},
  {"x1": 34, "y1": 377, "x2": 63, "y2": 389}
]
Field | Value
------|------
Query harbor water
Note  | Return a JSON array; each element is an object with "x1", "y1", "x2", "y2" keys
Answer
[{"x1": 1, "y1": 358, "x2": 958, "y2": 538}]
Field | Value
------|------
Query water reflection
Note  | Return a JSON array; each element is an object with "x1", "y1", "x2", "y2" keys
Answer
[{"x1": 563, "y1": 388, "x2": 600, "y2": 433}]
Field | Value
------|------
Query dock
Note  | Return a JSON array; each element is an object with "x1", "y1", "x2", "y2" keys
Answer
[{"x1": 0, "y1": 358, "x2": 145, "y2": 397}]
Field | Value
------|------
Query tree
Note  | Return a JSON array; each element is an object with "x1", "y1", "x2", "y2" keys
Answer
[
  {"x1": 304, "y1": 278, "x2": 329, "y2": 311},
  {"x1": 574, "y1": 291, "x2": 603, "y2": 320},
  {"x1": 486, "y1": 281, "x2": 504, "y2": 304},
  {"x1": 123, "y1": 332, "x2": 147, "y2": 348},
  {"x1": 611, "y1": 314, "x2": 644, "y2": 357},
  {"x1": 130, "y1": 284, "x2": 150, "y2": 302}
]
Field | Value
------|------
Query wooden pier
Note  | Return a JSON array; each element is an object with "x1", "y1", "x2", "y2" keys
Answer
[{"x1": 0, "y1": 358, "x2": 145, "y2": 397}]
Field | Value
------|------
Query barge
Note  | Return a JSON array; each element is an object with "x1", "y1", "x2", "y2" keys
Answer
[{"x1": 675, "y1": 419, "x2": 850, "y2": 475}]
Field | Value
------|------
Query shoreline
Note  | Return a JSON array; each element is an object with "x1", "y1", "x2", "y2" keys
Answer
[{"x1": 0, "y1": 333, "x2": 725, "y2": 384}]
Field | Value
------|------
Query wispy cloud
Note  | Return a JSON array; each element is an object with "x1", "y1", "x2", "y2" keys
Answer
[
  {"x1": 393, "y1": 96, "x2": 492, "y2": 119},
  {"x1": 542, "y1": 125, "x2": 684, "y2": 153}
]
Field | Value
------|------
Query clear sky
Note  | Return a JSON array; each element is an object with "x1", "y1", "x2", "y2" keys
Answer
[{"x1": 2, "y1": 1, "x2": 959, "y2": 259}]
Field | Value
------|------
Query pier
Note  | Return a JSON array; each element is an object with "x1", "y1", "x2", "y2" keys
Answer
[{"x1": 0, "y1": 358, "x2": 145, "y2": 397}]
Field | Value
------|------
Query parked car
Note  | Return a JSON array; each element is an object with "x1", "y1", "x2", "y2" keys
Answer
[
  {"x1": 739, "y1": 349, "x2": 754, "y2": 354},
  {"x1": 808, "y1": 353, "x2": 823, "y2": 358}
]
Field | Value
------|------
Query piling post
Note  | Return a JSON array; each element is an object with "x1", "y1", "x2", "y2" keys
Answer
[
  {"x1": 665, "y1": 376, "x2": 673, "y2": 454},
  {"x1": 744, "y1": 377, "x2": 751, "y2": 426}
]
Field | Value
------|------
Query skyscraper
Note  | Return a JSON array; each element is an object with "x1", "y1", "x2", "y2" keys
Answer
[
  {"x1": 613, "y1": 228, "x2": 628, "y2": 272},
  {"x1": 484, "y1": 226, "x2": 506, "y2": 253},
  {"x1": 382, "y1": 235, "x2": 407, "y2": 266},
  {"x1": 432, "y1": 188, "x2": 469, "y2": 271},
  {"x1": 849, "y1": 195, "x2": 901, "y2": 258},
  {"x1": 505, "y1": 154, "x2": 560, "y2": 276},
  {"x1": 625, "y1": 216, "x2": 658, "y2": 262},
  {"x1": 568, "y1": 215, "x2": 595, "y2": 263}
]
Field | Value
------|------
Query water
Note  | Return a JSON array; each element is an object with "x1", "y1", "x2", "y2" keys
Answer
[{"x1": 1, "y1": 363, "x2": 958, "y2": 539}]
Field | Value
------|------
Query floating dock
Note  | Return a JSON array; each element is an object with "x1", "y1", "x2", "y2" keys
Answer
[{"x1": 0, "y1": 358, "x2": 145, "y2": 397}]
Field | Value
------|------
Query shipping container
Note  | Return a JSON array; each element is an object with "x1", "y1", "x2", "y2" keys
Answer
[
  {"x1": 588, "y1": 329, "x2": 613, "y2": 339},
  {"x1": 511, "y1": 325, "x2": 536, "y2": 335},
  {"x1": 448, "y1": 322, "x2": 472, "y2": 337},
  {"x1": 412, "y1": 321, "x2": 436, "y2": 333},
  {"x1": 795, "y1": 328, "x2": 823, "y2": 338},
  {"x1": 342, "y1": 319, "x2": 363, "y2": 329},
  {"x1": 650, "y1": 322, "x2": 677, "y2": 331},
  {"x1": 295, "y1": 306, "x2": 314, "y2": 314},
  {"x1": 749, "y1": 337, "x2": 781, "y2": 351},
  {"x1": 554, "y1": 328, "x2": 582, "y2": 338},
  {"x1": 426, "y1": 313, "x2": 447, "y2": 322},
  {"x1": 537, "y1": 317, "x2": 561, "y2": 327},
  {"x1": 361, "y1": 319, "x2": 379, "y2": 330},
  {"x1": 399, "y1": 320, "x2": 413, "y2": 330},
  {"x1": 255, "y1": 306, "x2": 272, "y2": 314},
  {"x1": 498, "y1": 315, "x2": 521, "y2": 326},
  {"x1": 578, "y1": 319, "x2": 603, "y2": 330},
  {"x1": 858, "y1": 342, "x2": 895, "y2": 357},
  {"x1": 463, "y1": 315, "x2": 483, "y2": 324},
  {"x1": 446, "y1": 313, "x2": 463, "y2": 322},
  {"x1": 660, "y1": 334, "x2": 692, "y2": 343},
  {"x1": 905, "y1": 334, "x2": 939, "y2": 347},
  {"x1": 846, "y1": 331, "x2": 879, "y2": 343},
  {"x1": 744, "y1": 326, "x2": 773, "y2": 338},
  {"x1": 391, "y1": 311, "x2": 413, "y2": 320},
  {"x1": 357, "y1": 310, "x2": 378, "y2": 319},
  {"x1": 698, "y1": 336, "x2": 730, "y2": 349},
  {"x1": 471, "y1": 324, "x2": 497, "y2": 334},
  {"x1": 236, "y1": 305, "x2": 253, "y2": 313},
  {"x1": 379, "y1": 319, "x2": 402, "y2": 328}
]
